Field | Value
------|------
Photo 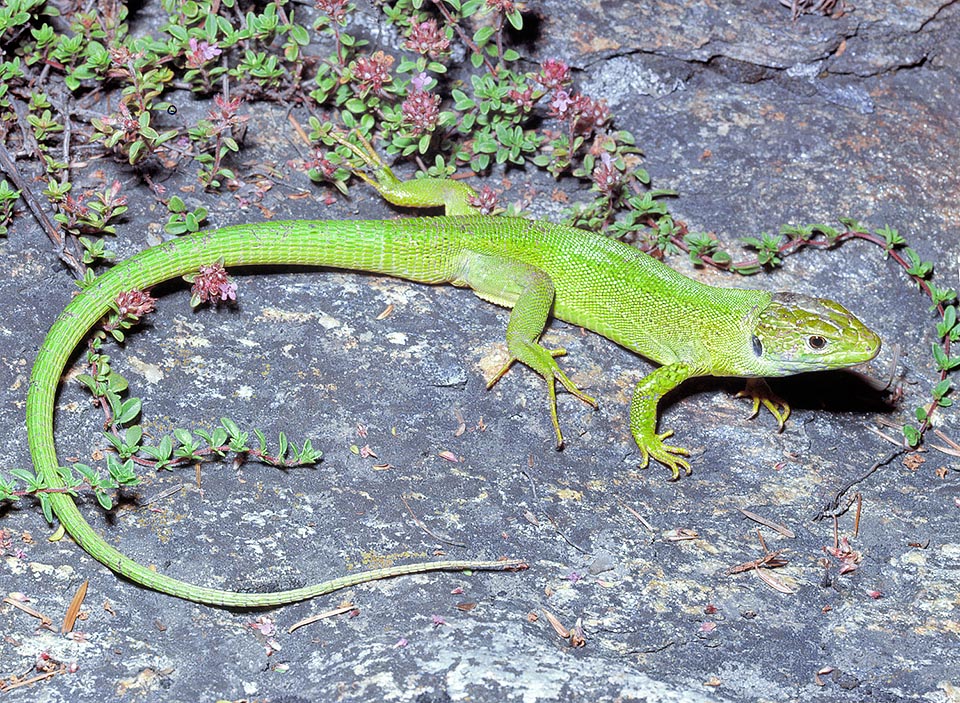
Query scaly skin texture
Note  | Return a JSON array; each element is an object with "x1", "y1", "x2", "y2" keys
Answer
[{"x1": 26, "y1": 157, "x2": 881, "y2": 607}]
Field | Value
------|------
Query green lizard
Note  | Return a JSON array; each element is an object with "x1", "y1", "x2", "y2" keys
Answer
[{"x1": 25, "y1": 136, "x2": 880, "y2": 607}]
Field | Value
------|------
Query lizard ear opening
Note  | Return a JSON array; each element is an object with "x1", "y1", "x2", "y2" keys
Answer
[{"x1": 751, "y1": 334, "x2": 763, "y2": 357}]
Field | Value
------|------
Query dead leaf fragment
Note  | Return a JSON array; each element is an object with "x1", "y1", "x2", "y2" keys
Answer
[
  {"x1": 542, "y1": 609, "x2": 570, "y2": 638},
  {"x1": 738, "y1": 508, "x2": 795, "y2": 538},
  {"x1": 754, "y1": 565, "x2": 795, "y2": 594},
  {"x1": 61, "y1": 580, "x2": 88, "y2": 634}
]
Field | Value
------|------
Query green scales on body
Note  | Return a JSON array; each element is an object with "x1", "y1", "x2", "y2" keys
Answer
[{"x1": 26, "y1": 138, "x2": 881, "y2": 607}]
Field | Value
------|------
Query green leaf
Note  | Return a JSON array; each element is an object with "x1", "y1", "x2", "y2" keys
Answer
[
  {"x1": 107, "y1": 373, "x2": 128, "y2": 393},
  {"x1": 902, "y1": 423, "x2": 922, "y2": 447},
  {"x1": 297, "y1": 439, "x2": 322, "y2": 464},
  {"x1": 174, "y1": 428, "x2": 194, "y2": 446},
  {"x1": 838, "y1": 217, "x2": 868, "y2": 234},
  {"x1": 10, "y1": 468, "x2": 40, "y2": 485},
  {"x1": 904, "y1": 248, "x2": 933, "y2": 279},
  {"x1": 221, "y1": 417, "x2": 242, "y2": 438},
  {"x1": 141, "y1": 434, "x2": 174, "y2": 466},
  {"x1": 75, "y1": 373, "x2": 99, "y2": 394},
  {"x1": 128, "y1": 139, "x2": 145, "y2": 164},
  {"x1": 451, "y1": 88, "x2": 475, "y2": 111},
  {"x1": 95, "y1": 490, "x2": 114, "y2": 511},
  {"x1": 211, "y1": 428, "x2": 228, "y2": 448},
  {"x1": 345, "y1": 98, "x2": 366, "y2": 114},
  {"x1": 254, "y1": 428, "x2": 267, "y2": 453},
  {"x1": 931, "y1": 343, "x2": 960, "y2": 371},
  {"x1": 290, "y1": 23, "x2": 309, "y2": 45},
  {"x1": 472, "y1": 26, "x2": 495, "y2": 45},
  {"x1": 116, "y1": 397, "x2": 142, "y2": 425},
  {"x1": 938, "y1": 305, "x2": 958, "y2": 339},
  {"x1": 933, "y1": 379, "x2": 952, "y2": 399},
  {"x1": 125, "y1": 425, "x2": 143, "y2": 447},
  {"x1": 39, "y1": 493, "x2": 53, "y2": 523}
]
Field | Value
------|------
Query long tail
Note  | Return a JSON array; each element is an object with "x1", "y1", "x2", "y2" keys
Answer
[{"x1": 26, "y1": 219, "x2": 521, "y2": 607}]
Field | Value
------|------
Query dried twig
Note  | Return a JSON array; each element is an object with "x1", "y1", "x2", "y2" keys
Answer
[
  {"x1": 288, "y1": 603, "x2": 356, "y2": 633},
  {"x1": 728, "y1": 529, "x2": 789, "y2": 581},
  {"x1": 928, "y1": 429, "x2": 960, "y2": 457},
  {"x1": 617, "y1": 498, "x2": 655, "y2": 532},
  {"x1": 813, "y1": 448, "x2": 902, "y2": 522},
  {"x1": 0, "y1": 667, "x2": 64, "y2": 692},
  {"x1": 2, "y1": 596, "x2": 53, "y2": 628},
  {"x1": 738, "y1": 508, "x2": 795, "y2": 538}
]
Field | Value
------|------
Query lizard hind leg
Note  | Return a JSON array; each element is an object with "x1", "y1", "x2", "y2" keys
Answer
[
  {"x1": 465, "y1": 252, "x2": 597, "y2": 448},
  {"x1": 324, "y1": 129, "x2": 479, "y2": 215}
]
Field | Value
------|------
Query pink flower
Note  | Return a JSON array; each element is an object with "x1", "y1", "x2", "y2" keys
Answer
[
  {"x1": 401, "y1": 90, "x2": 441, "y2": 135},
  {"x1": 405, "y1": 20, "x2": 450, "y2": 59},
  {"x1": 549, "y1": 89, "x2": 574, "y2": 119},
  {"x1": 187, "y1": 262, "x2": 237, "y2": 306},
  {"x1": 508, "y1": 86, "x2": 535, "y2": 111},
  {"x1": 539, "y1": 59, "x2": 571, "y2": 90},
  {"x1": 486, "y1": 0, "x2": 515, "y2": 12},
  {"x1": 592, "y1": 152, "x2": 622, "y2": 196},
  {"x1": 353, "y1": 51, "x2": 394, "y2": 94},
  {"x1": 315, "y1": 0, "x2": 349, "y2": 23},
  {"x1": 186, "y1": 38, "x2": 222, "y2": 69},
  {"x1": 410, "y1": 72, "x2": 430, "y2": 92},
  {"x1": 468, "y1": 185, "x2": 498, "y2": 215},
  {"x1": 114, "y1": 289, "x2": 158, "y2": 320}
]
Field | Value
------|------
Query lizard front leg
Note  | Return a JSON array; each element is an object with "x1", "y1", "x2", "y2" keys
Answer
[{"x1": 630, "y1": 363, "x2": 696, "y2": 480}]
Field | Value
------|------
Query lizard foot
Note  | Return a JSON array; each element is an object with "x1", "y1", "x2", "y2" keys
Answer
[
  {"x1": 735, "y1": 378, "x2": 791, "y2": 432},
  {"x1": 636, "y1": 429, "x2": 692, "y2": 481},
  {"x1": 487, "y1": 347, "x2": 598, "y2": 449},
  {"x1": 321, "y1": 129, "x2": 400, "y2": 193}
]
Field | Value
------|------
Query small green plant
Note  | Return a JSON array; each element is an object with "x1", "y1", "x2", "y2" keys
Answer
[
  {"x1": 0, "y1": 180, "x2": 19, "y2": 236},
  {"x1": 91, "y1": 104, "x2": 179, "y2": 166},
  {"x1": 186, "y1": 95, "x2": 248, "y2": 188},
  {"x1": 164, "y1": 195, "x2": 209, "y2": 235}
]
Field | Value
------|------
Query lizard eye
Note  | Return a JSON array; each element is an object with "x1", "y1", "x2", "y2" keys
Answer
[{"x1": 807, "y1": 335, "x2": 827, "y2": 350}]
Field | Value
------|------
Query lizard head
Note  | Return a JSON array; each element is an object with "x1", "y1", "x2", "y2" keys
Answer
[{"x1": 751, "y1": 292, "x2": 881, "y2": 376}]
